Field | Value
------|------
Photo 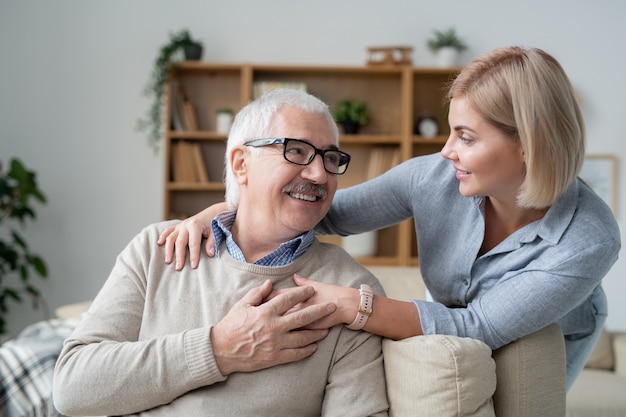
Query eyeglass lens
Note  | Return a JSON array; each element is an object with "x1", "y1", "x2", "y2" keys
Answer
[{"x1": 284, "y1": 140, "x2": 348, "y2": 174}]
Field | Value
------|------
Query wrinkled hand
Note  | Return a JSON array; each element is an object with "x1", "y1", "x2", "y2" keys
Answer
[
  {"x1": 211, "y1": 279, "x2": 337, "y2": 375},
  {"x1": 157, "y1": 205, "x2": 224, "y2": 269}
]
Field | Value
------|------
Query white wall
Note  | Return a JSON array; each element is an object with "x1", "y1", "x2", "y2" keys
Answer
[{"x1": 1, "y1": 0, "x2": 624, "y2": 337}]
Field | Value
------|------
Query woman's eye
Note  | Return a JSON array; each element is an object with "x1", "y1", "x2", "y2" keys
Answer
[{"x1": 459, "y1": 135, "x2": 474, "y2": 144}]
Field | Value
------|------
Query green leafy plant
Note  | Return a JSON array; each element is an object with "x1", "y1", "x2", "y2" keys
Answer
[
  {"x1": 0, "y1": 158, "x2": 48, "y2": 335},
  {"x1": 426, "y1": 27, "x2": 468, "y2": 52},
  {"x1": 333, "y1": 99, "x2": 370, "y2": 126},
  {"x1": 136, "y1": 29, "x2": 203, "y2": 152}
]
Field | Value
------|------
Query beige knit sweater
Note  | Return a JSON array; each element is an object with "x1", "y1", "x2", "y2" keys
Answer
[{"x1": 53, "y1": 221, "x2": 389, "y2": 416}]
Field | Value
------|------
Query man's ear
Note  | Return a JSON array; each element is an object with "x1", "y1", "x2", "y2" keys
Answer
[{"x1": 230, "y1": 147, "x2": 248, "y2": 184}]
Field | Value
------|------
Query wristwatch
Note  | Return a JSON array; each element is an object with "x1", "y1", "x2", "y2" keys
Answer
[{"x1": 346, "y1": 284, "x2": 374, "y2": 330}]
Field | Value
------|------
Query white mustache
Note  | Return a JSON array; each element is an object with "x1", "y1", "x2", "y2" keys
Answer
[{"x1": 282, "y1": 183, "x2": 328, "y2": 200}]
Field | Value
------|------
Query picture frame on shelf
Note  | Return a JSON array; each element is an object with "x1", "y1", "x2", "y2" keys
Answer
[{"x1": 579, "y1": 154, "x2": 618, "y2": 215}]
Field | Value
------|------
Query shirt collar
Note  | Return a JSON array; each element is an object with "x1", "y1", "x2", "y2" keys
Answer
[
  {"x1": 211, "y1": 209, "x2": 315, "y2": 266},
  {"x1": 474, "y1": 180, "x2": 578, "y2": 253},
  {"x1": 525, "y1": 179, "x2": 579, "y2": 245}
]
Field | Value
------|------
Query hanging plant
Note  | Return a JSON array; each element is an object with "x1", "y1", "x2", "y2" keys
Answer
[
  {"x1": 136, "y1": 29, "x2": 203, "y2": 152},
  {"x1": 0, "y1": 158, "x2": 48, "y2": 335}
]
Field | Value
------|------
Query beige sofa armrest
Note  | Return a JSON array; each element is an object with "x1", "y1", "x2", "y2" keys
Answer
[
  {"x1": 56, "y1": 300, "x2": 92, "y2": 321},
  {"x1": 383, "y1": 335, "x2": 496, "y2": 417},
  {"x1": 613, "y1": 332, "x2": 626, "y2": 378},
  {"x1": 492, "y1": 323, "x2": 566, "y2": 417}
]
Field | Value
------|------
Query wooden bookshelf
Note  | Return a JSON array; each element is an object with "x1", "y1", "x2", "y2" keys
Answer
[{"x1": 163, "y1": 62, "x2": 459, "y2": 266}]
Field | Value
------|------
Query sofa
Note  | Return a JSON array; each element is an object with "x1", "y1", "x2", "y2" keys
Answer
[
  {"x1": 51, "y1": 266, "x2": 566, "y2": 417},
  {"x1": 368, "y1": 266, "x2": 566, "y2": 417},
  {"x1": 11, "y1": 267, "x2": 576, "y2": 417},
  {"x1": 566, "y1": 327, "x2": 626, "y2": 416}
]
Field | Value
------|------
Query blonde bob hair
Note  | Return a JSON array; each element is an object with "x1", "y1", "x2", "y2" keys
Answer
[
  {"x1": 447, "y1": 46, "x2": 585, "y2": 209},
  {"x1": 224, "y1": 88, "x2": 338, "y2": 209}
]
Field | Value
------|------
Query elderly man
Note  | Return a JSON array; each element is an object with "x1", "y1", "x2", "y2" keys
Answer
[{"x1": 53, "y1": 89, "x2": 388, "y2": 417}]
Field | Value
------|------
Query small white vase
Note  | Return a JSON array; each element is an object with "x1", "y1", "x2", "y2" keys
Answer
[
  {"x1": 216, "y1": 110, "x2": 233, "y2": 134},
  {"x1": 436, "y1": 47, "x2": 460, "y2": 68},
  {"x1": 343, "y1": 231, "x2": 377, "y2": 258}
]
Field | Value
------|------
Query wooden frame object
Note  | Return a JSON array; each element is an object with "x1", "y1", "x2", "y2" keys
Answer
[
  {"x1": 580, "y1": 154, "x2": 618, "y2": 215},
  {"x1": 366, "y1": 46, "x2": 413, "y2": 66}
]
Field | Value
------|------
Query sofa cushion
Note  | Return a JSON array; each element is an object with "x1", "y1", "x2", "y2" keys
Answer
[
  {"x1": 383, "y1": 335, "x2": 496, "y2": 417},
  {"x1": 585, "y1": 327, "x2": 614, "y2": 370},
  {"x1": 567, "y1": 369, "x2": 626, "y2": 416},
  {"x1": 614, "y1": 333, "x2": 626, "y2": 378}
]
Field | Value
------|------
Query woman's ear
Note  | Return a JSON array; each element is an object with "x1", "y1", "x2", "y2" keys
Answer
[{"x1": 230, "y1": 147, "x2": 248, "y2": 185}]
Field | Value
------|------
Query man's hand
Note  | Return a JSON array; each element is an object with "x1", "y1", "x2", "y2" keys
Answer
[{"x1": 211, "y1": 279, "x2": 336, "y2": 376}]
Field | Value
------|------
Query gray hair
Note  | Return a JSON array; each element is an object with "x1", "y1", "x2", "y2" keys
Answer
[{"x1": 224, "y1": 88, "x2": 338, "y2": 208}]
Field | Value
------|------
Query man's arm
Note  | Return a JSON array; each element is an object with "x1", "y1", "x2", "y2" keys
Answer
[{"x1": 54, "y1": 226, "x2": 336, "y2": 416}]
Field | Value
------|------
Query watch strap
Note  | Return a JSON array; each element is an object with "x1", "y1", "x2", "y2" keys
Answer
[{"x1": 346, "y1": 284, "x2": 374, "y2": 330}]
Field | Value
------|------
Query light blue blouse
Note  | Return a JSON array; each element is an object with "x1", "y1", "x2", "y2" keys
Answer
[{"x1": 317, "y1": 153, "x2": 621, "y2": 349}]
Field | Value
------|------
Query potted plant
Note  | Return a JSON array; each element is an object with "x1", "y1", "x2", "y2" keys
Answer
[
  {"x1": 136, "y1": 29, "x2": 203, "y2": 152},
  {"x1": 426, "y1": 27, "x2": 468, "y2": 68},
  {"x1": 333, "y1": 99, "x2": 370, "y2": 134},
  {"x1": 0, "y1": 158, "x2": 48, "y2": 336}
]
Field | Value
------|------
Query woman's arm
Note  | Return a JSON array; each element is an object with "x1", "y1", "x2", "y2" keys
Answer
[
  {"x1": 316, "y1": 160, "x2": 417, "y2": 236},
  {"x1": 292, "y1": 275, "x2": 422, "y2": 340}
]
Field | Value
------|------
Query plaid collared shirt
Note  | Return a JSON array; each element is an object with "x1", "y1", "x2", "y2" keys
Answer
[{"x1": 211, "y1": 210, "x2": 314, "y2": 266}]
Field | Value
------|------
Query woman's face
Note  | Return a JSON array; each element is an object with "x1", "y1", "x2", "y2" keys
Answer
[{"x1": 441, "y1": 97, "x2": 526, "y2": 204}]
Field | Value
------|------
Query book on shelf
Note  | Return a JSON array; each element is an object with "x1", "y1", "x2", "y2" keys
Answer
[
  {"x1": 171, "y1": 142, "x2": 186, "y2": 182},
  {"x1": 170, "y1": 80, "x2": 187, "y2": 131},
  {"x1": 171, "y1": 141, "x2": 209, "y2": 183},
  {"x1": 367, "y1": 147, "x2": 401, "y2": 180},
  {"x1": 183, "y1": 100, "x2": 199, "y2": 131},
  {"x1": 182, "y1": 141, "x2": 197, "y2": 182},
  {"x1": 191, "y1": 143, "x2": 209, "y2": 183},
  {"x1": 171, "y1": 81, "x2": 200, "y2": 131},
  {"x1": 252, "y1": 81, "x2": 308, "y2": 99}
]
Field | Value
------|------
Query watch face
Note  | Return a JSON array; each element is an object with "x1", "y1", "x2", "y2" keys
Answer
[{"x1": 418, "y1": 117, "x2": 439, "y2": 138}]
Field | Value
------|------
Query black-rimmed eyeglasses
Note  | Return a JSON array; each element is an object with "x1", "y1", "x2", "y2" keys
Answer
[{"x1": 244, "y1": 138, "x2": 351, "y2": 175}]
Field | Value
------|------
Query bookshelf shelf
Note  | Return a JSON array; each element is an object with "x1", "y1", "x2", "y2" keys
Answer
[
  {"x1": 164, "y1": 62, "x2": 459, "y2": 265},
  {"x1": 412, "y1": 135, "x2": 448, "y2": 144}
]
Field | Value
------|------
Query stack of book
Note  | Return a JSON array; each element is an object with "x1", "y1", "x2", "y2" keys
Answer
[
  {"x1": 171, "y1": 141, "x2": 209, "y2": 183},
  {"x1": 171, "y1": 80, "x2": 199, "y2": 131},
  {"x1": 367, "y1": 147, "x2": 401, "y2": 180}
]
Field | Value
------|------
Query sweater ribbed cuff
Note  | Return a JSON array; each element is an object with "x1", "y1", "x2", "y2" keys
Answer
[{"x1": 183, "y1": 326, "x2": 226, "y2": 385}]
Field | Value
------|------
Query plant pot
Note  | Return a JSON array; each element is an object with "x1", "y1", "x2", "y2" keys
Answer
[
  {"x1": 184, "y1": 43, "x2": 203, "y2": 60},
  {"x1": 343, "y1": 231, "x2": 377, "y2": 258},
  {"x1": 436, "y1": 47, "x2": 460, "y2": 68},
  {"x1": 342, "y1": 121, "x2": 360, "y2": 134},
  {"x1": 216, "y1": 109, "x2": 233, "y2": 134}
]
